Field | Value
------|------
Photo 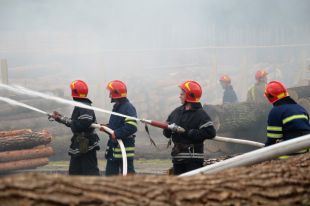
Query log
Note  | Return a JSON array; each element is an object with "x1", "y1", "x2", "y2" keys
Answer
[
  {"x1": 0, "y1": 130, "x2": 52, "y2": 151},
  {"x1": 203, "y1": 102, "x2": 271, "y2": 133},
  {"x1": 0, "y1": 146, "x2": 53, "y2": 162},
  {"x1": 204, "y1": 140, "x2": 221, "y2": 153},
  {"x1": 0, "y1": 154, "x2": 309, "y2": 206},
  {"x1": 297, "y1": 98, "x2": 310, "y2": 114},
  {"x1": 0, "y1": 157, "x2": 48, "y2": 172},
  {"x1": 288, "y1": 85, "x2": 310, "y2": 99},
  {"x1": 0, "y1": 129, "x2": 32, "y2": 137}
]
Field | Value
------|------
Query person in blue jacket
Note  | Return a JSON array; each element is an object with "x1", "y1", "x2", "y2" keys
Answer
[
  {"x1": 264, "y1": 80, "x2": 310, "y2": 156},
  {"x1": 105, "y1": 80, "x2": 138, "y2": 176}
]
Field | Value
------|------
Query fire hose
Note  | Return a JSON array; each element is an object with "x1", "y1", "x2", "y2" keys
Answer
[
  {"x1": 0, "y1": 94, "x2": 267, "y2": 178},
  {"x1": 46, "y1": 113, "x2": 128, "y2": 176},
  {"x1": 139, "y1": 118, "x2": 264, "y2": 148},
  {"x1": 91, "y1": 124, "x2": 127, "y2": 176}
]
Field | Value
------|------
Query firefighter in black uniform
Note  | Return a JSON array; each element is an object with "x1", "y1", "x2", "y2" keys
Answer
[
  {"x1": 264, "y1": 80, "x2": 310, "y2": 158},
  {"x1": 104, "y1": 80, "x2": 138, "y2": 176},
  {"x1": 219, "y1": 74, "x2": 238, "y2": 104},
  {"x1": 163, "y1": 80, "x2": 216, "y2": 175},
  {"x1": 50, "y1": 80, "x2": 100, "y2": 175}
]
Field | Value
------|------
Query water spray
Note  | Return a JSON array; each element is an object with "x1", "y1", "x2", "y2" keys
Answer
[
  {"x1": 0, "y1": 84, "x2": 264, "y2": 148},
  {"x1": 0, "y1": 83, "x2": 182, "y2": 147},
  {"x1": 0, "y1": 96, "x2": 48, "y2": 115},
  {"x1": 0, "y1": 83, "x2": 138, "y2": 120}
]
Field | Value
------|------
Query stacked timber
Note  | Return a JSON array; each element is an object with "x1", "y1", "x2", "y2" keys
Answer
[{"x1": 0, "y1": 129, "x2": 53, "y2": 172}]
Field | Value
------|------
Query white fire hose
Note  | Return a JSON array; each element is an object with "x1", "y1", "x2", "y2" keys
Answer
[
  {"x1": 91, "y1": 123, "x2": 127, "y2": 176},
  {"x1": 214, "y1": 136, "x2": 265, "y2": 148},
  {"x1": 180, "y1": 133, "x2": 310, "y2": 176}
]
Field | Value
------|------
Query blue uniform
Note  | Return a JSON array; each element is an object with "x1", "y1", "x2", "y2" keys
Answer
[
  {"x1": 223, "y1": 85, "x2": 238, "y2": 104},
  {"x1": 265, "y1": 97, "x2": 310, "y2": 153},
  {"x1": 105, "y1": 98, "x2": 138, "y2": 175}
]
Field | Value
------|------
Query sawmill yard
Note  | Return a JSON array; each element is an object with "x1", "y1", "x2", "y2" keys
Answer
[{"x1": 1, "y1": 0, "x2": 310, "y2": 205}]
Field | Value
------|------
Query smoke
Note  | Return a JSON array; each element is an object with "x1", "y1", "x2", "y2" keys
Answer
[{"x1": 0, "y1": 0, "x2": 310, "y2": 110}]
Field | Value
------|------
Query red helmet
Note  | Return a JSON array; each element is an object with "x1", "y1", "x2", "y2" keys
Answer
[
  {"x1": 70, "y1": 80, "x2": 88, "y2": 98},
  {"x1": 107, "y1": 80, "x2": 127, "y2": 99},
  {"x1": 219, "y1": 74, "x2": 231, "y2": 84},
  {"x1": 264, "y1": 81, "x2": 289, "y2": 104},
  {"x1": 179, "y1": 80, "x2": 202, "y2": 103},
  {"x1": 255, "y1": 69, "x2": 268, "y2": 81}
]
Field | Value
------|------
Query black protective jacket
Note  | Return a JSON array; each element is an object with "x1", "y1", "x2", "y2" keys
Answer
[
  {"x1": 67, "y1": 98, "x2": 100, "y2": 156},
  {"x1": 163, "y1": 103, "x2": 216, "y2": 163}
]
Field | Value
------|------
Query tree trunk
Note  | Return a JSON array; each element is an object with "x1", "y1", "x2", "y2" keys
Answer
[
  {"x1": 0, "y1": 157, "x2": 48, "y2": 172},
  {"x1": 0, "y1": 129, "x2": 32, "y2": 137},
  {"x1": 204, "y1": 102, "x2": 271, "y2": 133},
  {"x1": 297, "y1": 98, "x2": 310, "y2": 113},
  {"x1": 288, "y1": 85, "x2": 310, "y2": 99},
  {"x1": 0, "y1": 130, "x2": 52, "y2": 151},
  {"x1": 0, "y1": 154, "x2": 309, "y2": 206},
  {"x1": 0, "y1": 146, "x2": 53, "y2": 162}
]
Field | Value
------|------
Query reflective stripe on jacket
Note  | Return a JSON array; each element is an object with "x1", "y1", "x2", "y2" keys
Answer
[{"x1": 265, "y1": 97, "x2": 310, "y2": 153}]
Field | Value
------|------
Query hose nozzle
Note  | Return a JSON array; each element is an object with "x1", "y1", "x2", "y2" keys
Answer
[{"x1": 168, "y1": 123, "x2": 185, "y2": 133}]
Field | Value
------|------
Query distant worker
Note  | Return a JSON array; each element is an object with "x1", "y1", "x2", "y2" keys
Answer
[
  {"x1": 247, "y1": 69, "x2": 268, "y2": 103},
  {"x1": 163, "y1": 80, "x2": 216, "y2": 175},
  {"x1": 50, "y1": 80, "x2": 100, "y2": 175},
  {"x1": 105, "y1": 80, "x2": 138, "y2": 176},
  {"x1": 264, "y1": 80, "x2": 310, "y2": 156},
  {"x1": 219, "y1": 74, "x2": 238, "y2": 104}
]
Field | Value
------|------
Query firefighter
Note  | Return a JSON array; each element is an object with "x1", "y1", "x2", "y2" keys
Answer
[
  {"x1": 247, "y1": 69, "x2": 268, "y2": 103},
  {"x1": 264, "y1": 80, "x2": 310, "y2": 157},
  {"x1": 219, "y1": 74, "x2": 238, "y2": 104},
  {"x1": 50, "y1": 80, "x2": 100, "y2": 175},
  {"x1": 163, "y1": 80, "x2": 216, "y2": 175},
  {"x1": 105, "y1": 80, "x2": 138, "y2": 176}
]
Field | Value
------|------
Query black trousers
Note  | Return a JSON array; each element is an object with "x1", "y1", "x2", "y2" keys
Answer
[
  {"x1": 69, "y1": 149, "x2": 100, "y2": 176},
  {"x1": 173, "y1": 161, "x2": 203, "y2": 175}
]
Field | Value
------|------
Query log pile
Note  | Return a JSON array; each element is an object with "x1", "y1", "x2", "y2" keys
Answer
[
  {"x1": 0, "y1": 153, "x2": 309, "y2": 206},
  {"x1": 0, "y1": 129, "x2": 53, "y2": 172}
]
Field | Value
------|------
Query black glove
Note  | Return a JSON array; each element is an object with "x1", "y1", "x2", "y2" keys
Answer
[
  {"x1": 163, "y1": 128, "x2": 172, "y2": 138},
  {"x1": 187, "y1": 129, "x2": 200, "y2": 139}
]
